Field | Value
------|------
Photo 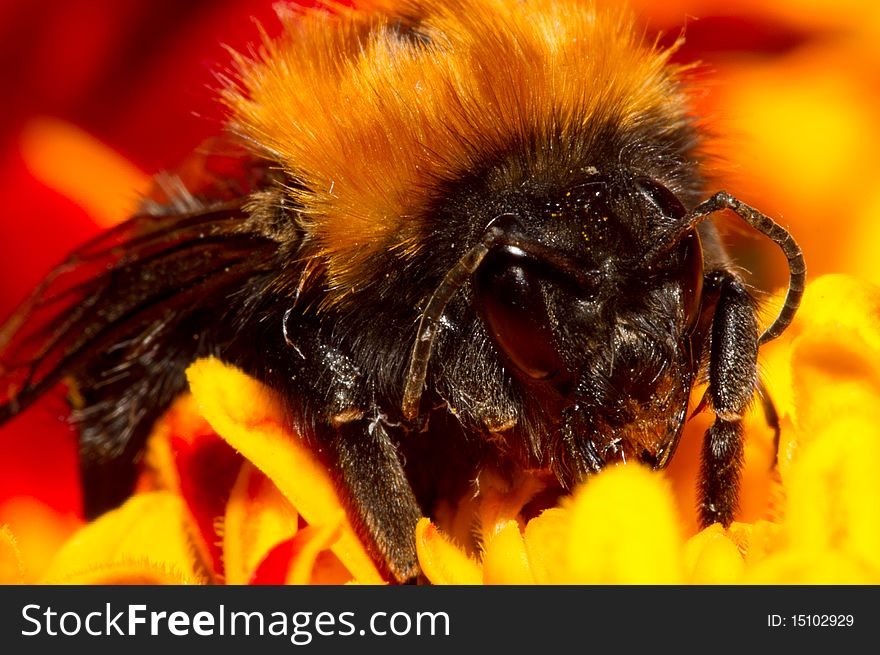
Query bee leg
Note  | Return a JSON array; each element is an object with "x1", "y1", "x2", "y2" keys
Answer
[
  {"x1": 327, "y1": 418, "x2": 423, "y2": 583},
  {"x1": 699, "y1": 271, "x2": 759, "y2": 528},
  {"x1": 257, "y1": 314, "x2": 422, "y2": 582},
  {"x1": 757, "y1": 379, "x2": 782, "y2": 466}
]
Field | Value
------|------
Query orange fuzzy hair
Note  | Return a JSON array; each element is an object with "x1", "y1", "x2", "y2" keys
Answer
[{"x1": 222, "y1": 0, "x2": 693, "y2": 297}]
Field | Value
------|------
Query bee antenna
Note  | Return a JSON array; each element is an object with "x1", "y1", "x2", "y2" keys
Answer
[
  {"x1": 700, "y1": 192, "x2": 804, "y2": 343},
  {"x1": 649, "y1": 191, "x2": 806, "y2": 345},
  {"x1": 402, "y1": 214, "x2": 524, "y2": 420},
  {"x1": 401, "y1": 240, "x2": 491, "y2": 420}
]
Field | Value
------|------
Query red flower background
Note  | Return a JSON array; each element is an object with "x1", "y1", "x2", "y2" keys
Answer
[
  {"x1": 0, "y1": 0, "x2": 295, "y2": 570},
  {"x1": 1, "y1": 0, "x2": 878, "y2": 577}
]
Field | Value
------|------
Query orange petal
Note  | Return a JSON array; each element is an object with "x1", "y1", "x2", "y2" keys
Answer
[
  {"x1": 738, "y1": 405, "x2": 782, "y2": 525},
  {"x1": 0, "y1": 498, "x2": 82, "y2": 583},
  {"x1": 42, "y1": 491, "x2": 210, "y2": 584},
  {"x1": 473, "y1": 468, "x2": 548, "y2": 544},
  {"x1": 141, "y1": 393, "x2": 214, "y2": 494},
  {"x1": 185, "y1": 357, "x2": 384, "y2": 584},
  {"x1": 19, "y1": 117, "x2": 150, "y2": 227},
  {"x1": 249, "y1": 515, "x2": 349, "y2": 585},
  {"x1": 142, "y1": 392, "x2": 243, "y2": 578},
  {"x1": 309, "y1": 550, "x2": 355, "y2": 585},
  {"x1": 224, "y1": 461, "x2": 299, "y2": 585},
  {"x1": 285, "y1": 516, "x2": 346, "y2": 585},
  {"x1": 415, "y1": 518, "x2": 482, "y2": 585},
  {"x1": 0, "y1": 525, "x2": 25, "y2": 584}
]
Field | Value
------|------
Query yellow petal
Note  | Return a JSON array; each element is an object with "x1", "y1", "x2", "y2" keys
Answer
[
  {"x1": 224, "y1": 461, "x2": 299, "y2": 585},
  {"x1": 757, "y1": 328, "x2": 796, "y2": 425},
  {"x1": 786, "y1": 275, "x2": 880, "y2": 432},
  {"x1": 45, "y1": 561, "x2": 205, "y2": 585},
  {"x1": 784, "y1": 415, "x2": 880, "y2": 575},
  {"x1": 567, "y1": 465, "x2": 685, "y2": 584},
  {"x1": 684, "y1": 525, "x2": 744, "y2": 584},
  {"x1": 744, "y1": 549, "x2": 878, "y2": 585},
  {"x1": 185, "y1": 357, "x2": 384, "y2": 584},
  {"x1": 762, "y1": 275, "x2": 880, "y2": 463},
  {"x1": 522, "y1": 508, "x2": 570, "y2": 584},
  {"x1": 285, "y1": 514, "x2": 346, "y2": 585},
  {"x1": 728, "y1": 520, "x2": 785, "y2": 568},
  {"x1": 41, "y1": 491, "x2": 210, "y2": 584},
  {"x1": 789, "y1": 275, "x2": 880, "y2": 350},
  {"x1": 481, "y1": 520, "x2": 535, "y2": 585},
  {"x1": 789, "y1": 326, "x2": 880, "y2": 455},
  {"x1": 415, "y1": 518, "x2": 482, "y2": 585}
]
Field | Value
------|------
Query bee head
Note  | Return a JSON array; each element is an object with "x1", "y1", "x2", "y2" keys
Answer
[{"x1": 468, "y1": 172, "x2": 705, "y2": 470}]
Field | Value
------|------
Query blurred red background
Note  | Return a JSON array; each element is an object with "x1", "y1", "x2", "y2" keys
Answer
[
  {"x1": 1, "y1": 0, "x2": 878, "y2": 573},
  {"x1": 0, "y1": 1, "x2": 289, "y2": 565}
]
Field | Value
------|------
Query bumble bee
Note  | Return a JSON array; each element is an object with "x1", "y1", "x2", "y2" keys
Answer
[{"x1": 0, "y1": 0, "x2": 804, "y2": 582}]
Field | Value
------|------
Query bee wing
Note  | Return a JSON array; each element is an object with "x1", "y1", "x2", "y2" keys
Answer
[{"x1": 0, "y1": 200, "x2": 282, "y2": 423}]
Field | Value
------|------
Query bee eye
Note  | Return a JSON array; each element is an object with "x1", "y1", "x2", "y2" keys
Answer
[
  {"x1": 679, "y1": 230, "x2": 704, "y2": 330},
  {"x1": 635, "y1": 178, "x2": 703, "y2": 329},
  {"x1": 635, "y1": 177, "x2": 687, "y2": 220},
  {"x1": 474, "y1": 248, "x2": 564, "y2": 380}
]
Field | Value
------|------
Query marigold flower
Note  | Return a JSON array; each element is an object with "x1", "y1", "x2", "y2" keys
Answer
[
  {"x1": 3, "y1": 272, "x2": 876, "y2": 585},
  {"x1": 416, "y1": 274, "x2": 880, "y2": 585},
  {"x1": 2, "y1": 0, "x2": 880, "y2": 586}
]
